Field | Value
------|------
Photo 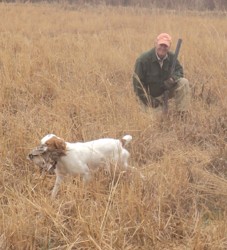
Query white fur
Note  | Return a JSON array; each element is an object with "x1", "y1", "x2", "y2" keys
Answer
[{"x1": 41, "y1": 134, "x2": 132, "y2": 198}]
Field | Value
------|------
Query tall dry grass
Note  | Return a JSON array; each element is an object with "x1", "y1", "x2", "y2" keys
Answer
[{"x1": 0, "y1": 3, "x2": 227, "y2": 249}]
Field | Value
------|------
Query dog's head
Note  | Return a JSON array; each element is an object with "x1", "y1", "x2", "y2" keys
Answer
[
  {"x1": 44, "y1": 136, "x2": 67, "y2": 156},
  {"x1": 27, "y1": 145, "x2": 56, "y2": 172},
  {"x1": 27, "y1": 135, "x2": 67, "y2": 173}
]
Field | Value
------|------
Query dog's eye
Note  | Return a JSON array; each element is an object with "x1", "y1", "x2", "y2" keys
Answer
[{"x1": 29, "y1": 154, "x2": 34, "y2": 159}]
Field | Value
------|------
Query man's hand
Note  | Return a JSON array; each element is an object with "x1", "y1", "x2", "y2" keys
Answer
[{"x1": 164, "y1": 77, "x2": 176, "y2": 90}]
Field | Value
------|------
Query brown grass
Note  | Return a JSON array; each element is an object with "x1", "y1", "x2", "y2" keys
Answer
[{"x1": 0, "y1": 3, "x2": 227, "y2": 249}]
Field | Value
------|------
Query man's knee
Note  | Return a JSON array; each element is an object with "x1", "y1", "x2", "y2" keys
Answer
[
  {"x1": 177, "y1": 78, "x2": 190, "y2": 90},
  {"x1": 175, "y1": 78, "x2": 191, "y2": 111}
]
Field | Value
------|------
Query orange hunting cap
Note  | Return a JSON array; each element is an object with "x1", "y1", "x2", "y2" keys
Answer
[{"x1": 156, "y1": 33, "x2": 172, "y2": 47}]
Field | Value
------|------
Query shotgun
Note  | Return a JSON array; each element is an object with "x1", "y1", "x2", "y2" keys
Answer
[{"x1": 163, "y1": 38, "x2": 183, "y2": 114}]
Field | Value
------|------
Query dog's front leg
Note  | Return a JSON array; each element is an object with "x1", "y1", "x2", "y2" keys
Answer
[{"x1": 51, "y1": 175, "x2": 64, "y2": 199}]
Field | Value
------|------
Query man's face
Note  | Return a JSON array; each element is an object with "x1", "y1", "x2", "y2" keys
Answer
[{"x1": 155, "y1": 43, "x2": 170, "y2": 59}]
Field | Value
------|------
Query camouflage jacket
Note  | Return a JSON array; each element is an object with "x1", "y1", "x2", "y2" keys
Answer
[{"x1": 132, "y1": 48, "x2": 183, "y2": 104}]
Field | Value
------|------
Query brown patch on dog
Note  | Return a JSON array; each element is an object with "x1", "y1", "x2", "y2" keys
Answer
[
  {"x1": 45, "y1": 136, "x2": 67, "y2": 156},
  {"x1": 120, "y1": 138, "x2": 127, "y2": 147}
]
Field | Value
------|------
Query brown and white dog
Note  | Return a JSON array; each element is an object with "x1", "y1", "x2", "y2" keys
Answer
[{"x1": 28, "y1": 134, "x2": 132, "y2": 198}]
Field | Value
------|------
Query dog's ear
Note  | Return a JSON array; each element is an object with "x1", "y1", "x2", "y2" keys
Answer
[{"x1": 45, "y1": 136, "x2": 66, "y2": 155}]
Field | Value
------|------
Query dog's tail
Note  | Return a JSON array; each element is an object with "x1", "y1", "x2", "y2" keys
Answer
[{"x1": 120, "y1": 135, "x2": 132, "y2": 147}]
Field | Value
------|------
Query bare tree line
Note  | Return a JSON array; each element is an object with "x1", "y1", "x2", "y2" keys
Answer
[
  {"x1": 1, "y1": 0, "x2": 227, "y2": 10},
  {"x1": 104, "y1": 0, "x2": 226, "y2": 10}
]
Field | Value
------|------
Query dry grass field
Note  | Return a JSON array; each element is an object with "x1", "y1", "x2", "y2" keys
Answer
[{"x1": 0, "y1": 3, "x2": 227, "y2": 249}]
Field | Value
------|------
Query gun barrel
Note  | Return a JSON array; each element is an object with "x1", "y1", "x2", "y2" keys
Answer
[
  {"x1": 170, "y1": 38, "x2": 182, "y2": 75},
  {"x1": 163, "y1": 38, "x2": 183, "y2": 115}
]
